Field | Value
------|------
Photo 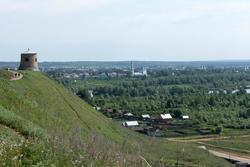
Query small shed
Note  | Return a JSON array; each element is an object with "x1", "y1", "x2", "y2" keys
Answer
[
  {"x1": 182, "y1": 115, "x2": 190, "y2": 120},
  {"x1": 94, "y1": 106, "x2": 101, "y2": 111}
]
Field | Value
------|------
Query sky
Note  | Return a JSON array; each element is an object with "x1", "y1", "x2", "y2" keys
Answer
[{"x1": 1, "y1": 0, "x2": 250, "y2": 62}]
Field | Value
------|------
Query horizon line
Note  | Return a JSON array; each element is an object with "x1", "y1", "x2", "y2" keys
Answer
[{"x1": 1, "y1": 59, "x2": 250, "y2": 63}]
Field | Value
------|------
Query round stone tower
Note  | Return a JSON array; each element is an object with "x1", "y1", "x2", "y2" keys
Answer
[{"x1": 18, "y1": 49, "x2": 39, "y2": 71}]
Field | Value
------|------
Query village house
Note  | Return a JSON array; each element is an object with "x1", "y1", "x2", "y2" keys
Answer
[
  {"x1": 208, "y1": 90, "x2": 219, "y2": 94},
  {"x1": 123, "y1": 113, "x2": 135, "y2": 120},
  {"x1": 122, "y1": 121, "x2": 139, "y2": 127},
  {"x1": 160, "y1": 114, "x2": 172, "y2": 120},
  {"x1": 122, "y1": 121, "x2": 144, "y2": 132},
  {"x1": 158, "y1": 114, "x2": 173, "y2": 124},
  {"x1": 105, "y1": 109, "x2": 113, "y2": 113},
  {"x1": 108, "y1": 72, "x2": 117, "y2": 78},
  {"x1": 141, "y1": 114, "x2": 150, "y2": 120},
  {"x1": 88, "y1": 90, "x2": 94, "y2": 98},
  {"x1": 93, "y1": 106, "x2": 101, "y2": 111},
  {"x1": 232, "y1": 89, "x2": 240, "y2": 94}
]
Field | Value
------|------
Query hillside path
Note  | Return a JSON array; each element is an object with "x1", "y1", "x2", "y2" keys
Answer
[{"x1": 168, "y1": 134, "x2": 250, "y2": 143}]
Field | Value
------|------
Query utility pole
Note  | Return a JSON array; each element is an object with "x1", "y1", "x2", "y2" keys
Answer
[
  {"x1": 176, "y1": 142, "x2": 179, "y2": 167},
  {"x1": 182, "y1": 146, "x2": 185, "y2": 166}
]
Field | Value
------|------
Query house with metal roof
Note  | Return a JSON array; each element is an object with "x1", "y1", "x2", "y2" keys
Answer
[
  {"x1": 122, "y1": 121, "x2": 139, "y2": 127},
  {"x1": 160, "y1": 114, "x2": 172, "y2": 120},
  {"x1": 141, "y1": 114, "x2": 150, "y2": 120}
]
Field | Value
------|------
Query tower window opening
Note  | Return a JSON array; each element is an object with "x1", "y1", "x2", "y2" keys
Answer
[
  {"x1": 35, "y1": 58, "x2": 37, "y2": 62},
  {"x1": 25, "y1": 58, "x2": 29, "y2": 62}
]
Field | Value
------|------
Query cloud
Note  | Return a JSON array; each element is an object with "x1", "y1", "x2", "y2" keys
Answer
[
  {"x1": 172, "y1": 1, "x2": 250, "y2": 22},
  {"x1": 0, "y1": 0, "x2": 116, "y2": 14},
  {"x1": 2, "y1": 0, "x2": 250, "y2": 61},
  {"x1": 2, "y1": 0, "x2": 250, "y2": 17}
]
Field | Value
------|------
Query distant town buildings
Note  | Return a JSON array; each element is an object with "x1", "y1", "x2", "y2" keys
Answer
[
  {"x1": 130, "y1": 61, "x2": 148, "y2": 77},
  {"x1": 208, "y1": 90, "x2": 219, "y2": 94},
  {"x1": 232, "y1": 89, "x2": 240, "y2": 94},
  {"x1": 98, "y1": 73, "x2": 109, "y2": 80},
  {"x1": 246, "y1": 89, "x2": 250, "y2": 94},
  {"x1": 200, "y1": 65, "x2": 207, "y2": 70},
  {"x1": 245, "y1": 65, "x2": 249, "y2": 71}
]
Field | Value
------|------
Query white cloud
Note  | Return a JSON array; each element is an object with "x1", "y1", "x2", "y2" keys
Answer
[
  {"x1": 172, "y1": 1, "x2": 250, "y2": 22},
  {"x1": 1, "y1": 0, "x2": 250, "y2": 61},
  {"x1": 97, "y1": 1, "x2": 250, "y2": 29},
  {"x1": 0, "y1": 0, "x2": 116, "y2": 14}
]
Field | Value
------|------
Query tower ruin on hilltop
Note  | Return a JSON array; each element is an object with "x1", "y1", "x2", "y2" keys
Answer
[{"x1": 18, "y1": 49, "x2": 39, "y2": 71}]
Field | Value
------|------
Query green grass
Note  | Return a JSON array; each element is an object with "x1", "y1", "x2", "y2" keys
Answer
[
  {"x1": 1, "y1": 71, "x2": 128, "y2": 141},
  {"x1": 0, "y1": 106, "x2": 48, "y2": 139},
  {"x1": 0, "y1": 70, "x2": 233, "y2": 166},
  {"x1": 223, "y1": 128, "x2": 250, "y2": 136},
  {"x1": 0, "y1": 124, "x2": 24, "y2": 145},
  {"x1": 0, "y1": 70, "x2": 12, "y2": 79}
]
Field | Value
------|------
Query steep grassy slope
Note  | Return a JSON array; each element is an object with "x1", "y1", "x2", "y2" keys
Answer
[
  {"x1": 0, "y1": 70, "x2": 12, "y2": 79},
  {"x1": 0, "y1": 71, "x2": 129, "y2": 141},
  {"x1": 0, "y1": 70, "x2": 233, "y2": 166}
]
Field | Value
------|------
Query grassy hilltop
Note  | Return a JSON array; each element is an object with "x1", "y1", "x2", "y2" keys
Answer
[{"x1": 0, "y1": 70, "x2": 232, "y2": 167}]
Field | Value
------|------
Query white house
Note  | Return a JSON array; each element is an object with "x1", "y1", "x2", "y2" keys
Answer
[
  {"x1": 142, "y1": 114, "x2": 150, "y2": 119},
  {"x1": 232, "y1": 89, "x2": 240, "y2": 94},
  {"x1": 208, "y1": 90, "x2": 219, "y2": 94},
  {"x1": 160, "y1": 114, "x2": 172, "y2": 120},
  {"x1": 208, "y1": 90, "x2": 214, "y2": 94},
  {"x1": 246, "y1": 89, "x2": 250, "y2": 94},
  {"x1": 122, "y1": 121, "x2": 139, "y2": 127},
  {"x1": 88, "y1": 90, "x2": 94, "y2": 98},
  {"x1": 95, "y1": 107, "x2": 101, "y2": 111},
  {"x1": 124, "y1": 113, "x2": 134, "y2": 117}
]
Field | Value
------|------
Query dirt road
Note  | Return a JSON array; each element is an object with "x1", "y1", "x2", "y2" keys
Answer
[
  {"x1": 209, "y1": 149, "x2": 250, "y2": 164},
  {"x1": 169, "y1": 135, "x2": 250, "y2": 164}
]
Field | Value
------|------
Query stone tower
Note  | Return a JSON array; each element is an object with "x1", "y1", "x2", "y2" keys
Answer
[{"x1": 19, "y1": 49, "x2": 39, "y2": 71}]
